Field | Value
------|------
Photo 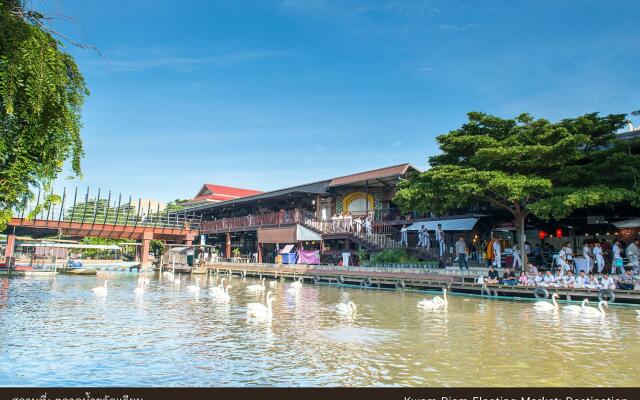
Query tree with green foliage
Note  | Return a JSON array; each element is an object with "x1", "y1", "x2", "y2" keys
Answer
[
  {"x1": 165, "y1": 199, "x2": 189, "y2": 212},
  {"x1": 0, "y1": 0, "x2": 88, "y2": 230},
  {"x1": 395, "y1": 112, "x2": 640, "y2": 266}
]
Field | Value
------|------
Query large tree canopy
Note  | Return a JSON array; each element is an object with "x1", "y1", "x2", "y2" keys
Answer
[
  {"x1": 395, "y1": 111, "x2": 640, "y2": 263},
  {"x1": 0, "y1": 0, "x2": 88, "y2": 230}
]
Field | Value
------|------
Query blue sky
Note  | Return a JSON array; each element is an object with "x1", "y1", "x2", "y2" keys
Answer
[{"x1": 45, "y1": 0, "x2": 640, "y2": 202}]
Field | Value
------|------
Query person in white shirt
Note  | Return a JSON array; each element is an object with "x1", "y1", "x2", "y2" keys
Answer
[
  {"x1": 435, "y1": 224, "x2": 445, "y2": 258},
  {"x1": 599, "y1": 273, "x2": 615, "y2": 290},
  {"x1": 364, "y1": 216, "x2": 372, "y2": 236},
  {"x1": 626, "y1": 238, "x2": 640, "y2": 274},
  {"x1": 492, "y1": 236, "x2": 501, "y2": 268},
  {"x1": 354, "y1": 216, "x2": 363, "y2": 235},
  {"x1": 574, "y1": 270, "x2": 589, "y2": 288},
  {"x1": 562, "y1": 270, "x2": 576, "y2": 288},
  {"x1": 582, "y1": 242, "x2": 593, "y2": 272},
  {"x1": 557, "y1": 242, "x2": 571, "y2": 272},
  {"x1": 423, "y1": 227, "x2": 431, "y2": 250},
  {"x1": 400, "y1": 224, "x2": 408, "y2": 246},
  {"x1": 542, "y1": 270, "x2": 555, "y2": 287},
  {"x1": 512, "y1": 244, "x2": 522, "y2": 270},
  {"x1": 586, "y1": 273, "x2": 599, "y2": 289},
  {"x1": 534, "y1": 271, "x2": 544, "y2": 286},
  {"x1": 612, "y1": 240, "x2": 623, "y2": 274},
  {"x1": 331, "y1": 214, "x2": 339, "y2": 232},
  {"x1": 593, "y1": 242, "x2": 606, "y2": 273}
]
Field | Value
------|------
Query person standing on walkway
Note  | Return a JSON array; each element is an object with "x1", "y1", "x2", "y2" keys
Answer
[
  {"x1": 400, "y1": 224, "x2": 408, "y2": 246},
  {"x1": 612, "y1": 239, "x2": 623, "y2": 274},
  {"x1": 435, "y1": 224, "x2": 446, "y2": 258},
  {"x1": 455, "y1": 235, "x2": 469, "y2": 270},
  {"x1": 492, "y1": 235, "x2": 501, "y2": 268},
  {"x1": 582, "y1": 241, "x2": 594, "y2": 273},
  {"x1": 511, "y1": 243, "x2": 522, "y2": 270},
  {"x1": 593, "y1": 241, "x2": 606, "y2": 273},
  {"x1": 626, "y1": 238, "x2": 640, "y2": 274}
]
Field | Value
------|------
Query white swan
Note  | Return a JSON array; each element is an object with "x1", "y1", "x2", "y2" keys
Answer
[
  {"x1": 581, "y1": 300, "x2": 608, "y2": 317},
  {"x1": 417, "y1": 288, "x2": 448, "y2": 309},
  {"x1": 165, "y1": 271, "x2": 175, "y2": 282},
  {"x1": 138, "y1": 272, "x2": 150, "y2": 285},
  {"x1": 173, "y1": 274, "x2": 181, "y2": 286},
  {"x1": 636, "y1": 309, "x2": 640, "y2": 317},
  {"x1": 563, "y1": 299, "x2": 589, "y2": 313},
  {"x1": 92, "y1": 280, "x2": 108, "y2": 296},
  {"x1": 212, "y1": 284, "x2": 231, "y2": 302},
  {"x1": 247, "y1": 291, "x2": 274, "y2": 319},
  {"x1": 209, "y1": 278, "x2": 226, "y2": 296},
  {"x1": 336, "y1": 301, "x2": 357, "y2": 316},
  {"x1": 290, "y1": 277, "x2": 303, "y2": 289},
  {"x1": 246, "y1": 277, "x2": 266, "y2": 293},
  {"x1": 186, "y1": 278, "x2": 201, "y2": 294},
  {"x1": 533, "y1": 293, "x2": 559, "y2": 311}
]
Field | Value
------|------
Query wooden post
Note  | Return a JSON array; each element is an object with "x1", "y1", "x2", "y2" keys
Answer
[{"x1": 5, "y1": 230, "x2": 15, "y2": 258}]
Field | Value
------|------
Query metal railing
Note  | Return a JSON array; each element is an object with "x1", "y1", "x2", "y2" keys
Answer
[
  {"x1": 11, "y1": 186, "x2": 201, "y2": 230},
  {"x1": 201, "y1": 208, "x2": 402, "y2": 250}
]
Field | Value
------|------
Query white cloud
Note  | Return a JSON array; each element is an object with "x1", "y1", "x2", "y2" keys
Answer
[
  {"x1": 439, "y1": 23, "x2": 480, "y2": 31},
  {"x1": 89, "y1": 49, "x2": 288, "y2": 72}
]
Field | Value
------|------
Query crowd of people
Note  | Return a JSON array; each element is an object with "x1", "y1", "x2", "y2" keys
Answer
[
  {"x1": 481, "y1": 263, "x2": 639, "y2": 291},
  {"x1": 324, "y1": 212, "x2": 373, "y2": 235}
]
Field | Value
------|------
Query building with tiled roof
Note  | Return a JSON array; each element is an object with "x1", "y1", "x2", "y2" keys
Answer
[{"x1": 184, "y1": 184, "x2": 263, "y2": 207}]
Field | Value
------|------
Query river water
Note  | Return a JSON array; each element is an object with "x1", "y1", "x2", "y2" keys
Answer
[{"x1": 0, "y1": 273, "x2": 639, "y2": 387}]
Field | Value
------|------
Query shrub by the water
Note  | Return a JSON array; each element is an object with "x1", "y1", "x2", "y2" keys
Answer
[{"x1": 369, "y1": 249, "x2": 421, "y2": 264}]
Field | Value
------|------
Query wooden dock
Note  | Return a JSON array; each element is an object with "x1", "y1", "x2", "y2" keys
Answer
[{"x1": 198, "y1": 262, "x2": 640, "y2": 305}]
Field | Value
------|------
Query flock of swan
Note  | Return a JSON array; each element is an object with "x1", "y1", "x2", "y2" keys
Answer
[
  {"x1": 91, "y1": 271, "x2": 357, "y2": 320},
  {"x1": 532, "y1": 293, "x2": 609, "y2": 317},
  {"x1": 91, "y1": 272, "x2": 640, "y2": 320}
]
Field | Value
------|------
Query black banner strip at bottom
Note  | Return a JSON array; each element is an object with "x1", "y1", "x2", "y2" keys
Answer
[{"x1": 0, "y1": 387, "x2": 638, "y2": 400}]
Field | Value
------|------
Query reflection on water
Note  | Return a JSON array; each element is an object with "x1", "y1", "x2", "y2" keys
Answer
[{"x1": 0, "y1": 273, "x2": 639, "y2": 387}]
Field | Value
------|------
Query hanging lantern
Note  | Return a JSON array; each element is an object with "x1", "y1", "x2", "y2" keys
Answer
[
  {"x1": 538, "y1": 230, "x2": 547, "y2": 240},
  {"x1": 555, "y1": 228, "x2": 563, "y2": 238}
]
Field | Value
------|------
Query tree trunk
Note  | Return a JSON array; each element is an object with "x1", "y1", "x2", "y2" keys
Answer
[{"x1": 515, "y1": 213, "x2": 527, "y2": 270}]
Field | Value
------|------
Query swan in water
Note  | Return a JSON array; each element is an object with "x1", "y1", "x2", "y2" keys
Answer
[
  {"x1": 246, "y1": 277, "x2": 266, "y2": 293},
  {"x1": 533, "y1": 293, "x2": 559, "y2": 311},
  {"x1": 138, "y1": 272, "x2": 150, "y2": 285},
  {"x1": 247, "y1": 291, "x2": 274, "y2": 320},
  {"x1": 186, "y1": 278, "x2": 201, "y2": 294},
  {"x1": 209, "y1": 278, "x2": 226, "y2": 296},
  {"x1": 212, "y1": 284, "x2": 231, "y2": 302},
  {"x1": 164, "y1": 271, "x2": 175, "y2": 282},
  {"x1": 581, "y1": 300, "x2": 608, "y2": 317},
  {"x1": 268, "y1": 278, "x2": 277, "y2": 288},
  {"x1": 563, "y1": 299, "x2": 589, "y2": 313},
  {"x1": 173, "y1": 274, "x2": 181, "y2": 286},
  {"x1": 417, "y1": 288, "x2": 448, "y2": 309},
  {"x1": 92, "y1": 280, "x2": 108, "y2": 296},
  {"x1": 336, "y1": 301, "x2": 357, "y2": 316},
  {"x1": 636, "y1": 309, "x2": 640, "y2": 317},
  {"x1": 290, "y1": 277, "x2": 303, "y2": 289}
]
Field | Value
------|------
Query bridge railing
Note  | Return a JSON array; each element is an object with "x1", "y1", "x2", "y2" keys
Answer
[{"x1": 12, "y1": 186, "x2": 201, "y2": 231}]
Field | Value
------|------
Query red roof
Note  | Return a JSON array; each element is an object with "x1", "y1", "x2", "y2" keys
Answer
[
  {"x1": 188, "y1": 184, "x2": 263, "y2": 203},
  {"x1": 329, "y1": 163, "x2": 414, "y2": 186}
]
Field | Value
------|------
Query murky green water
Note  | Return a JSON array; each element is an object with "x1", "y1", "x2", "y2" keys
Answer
[{"x1": 0, "y1": 273, "x2": 639, "y2": 387}]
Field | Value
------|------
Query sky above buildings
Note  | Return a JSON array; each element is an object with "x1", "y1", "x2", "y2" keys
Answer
[{"x1": 45, "y1": 0, "x2": 640, "y2": 202}]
